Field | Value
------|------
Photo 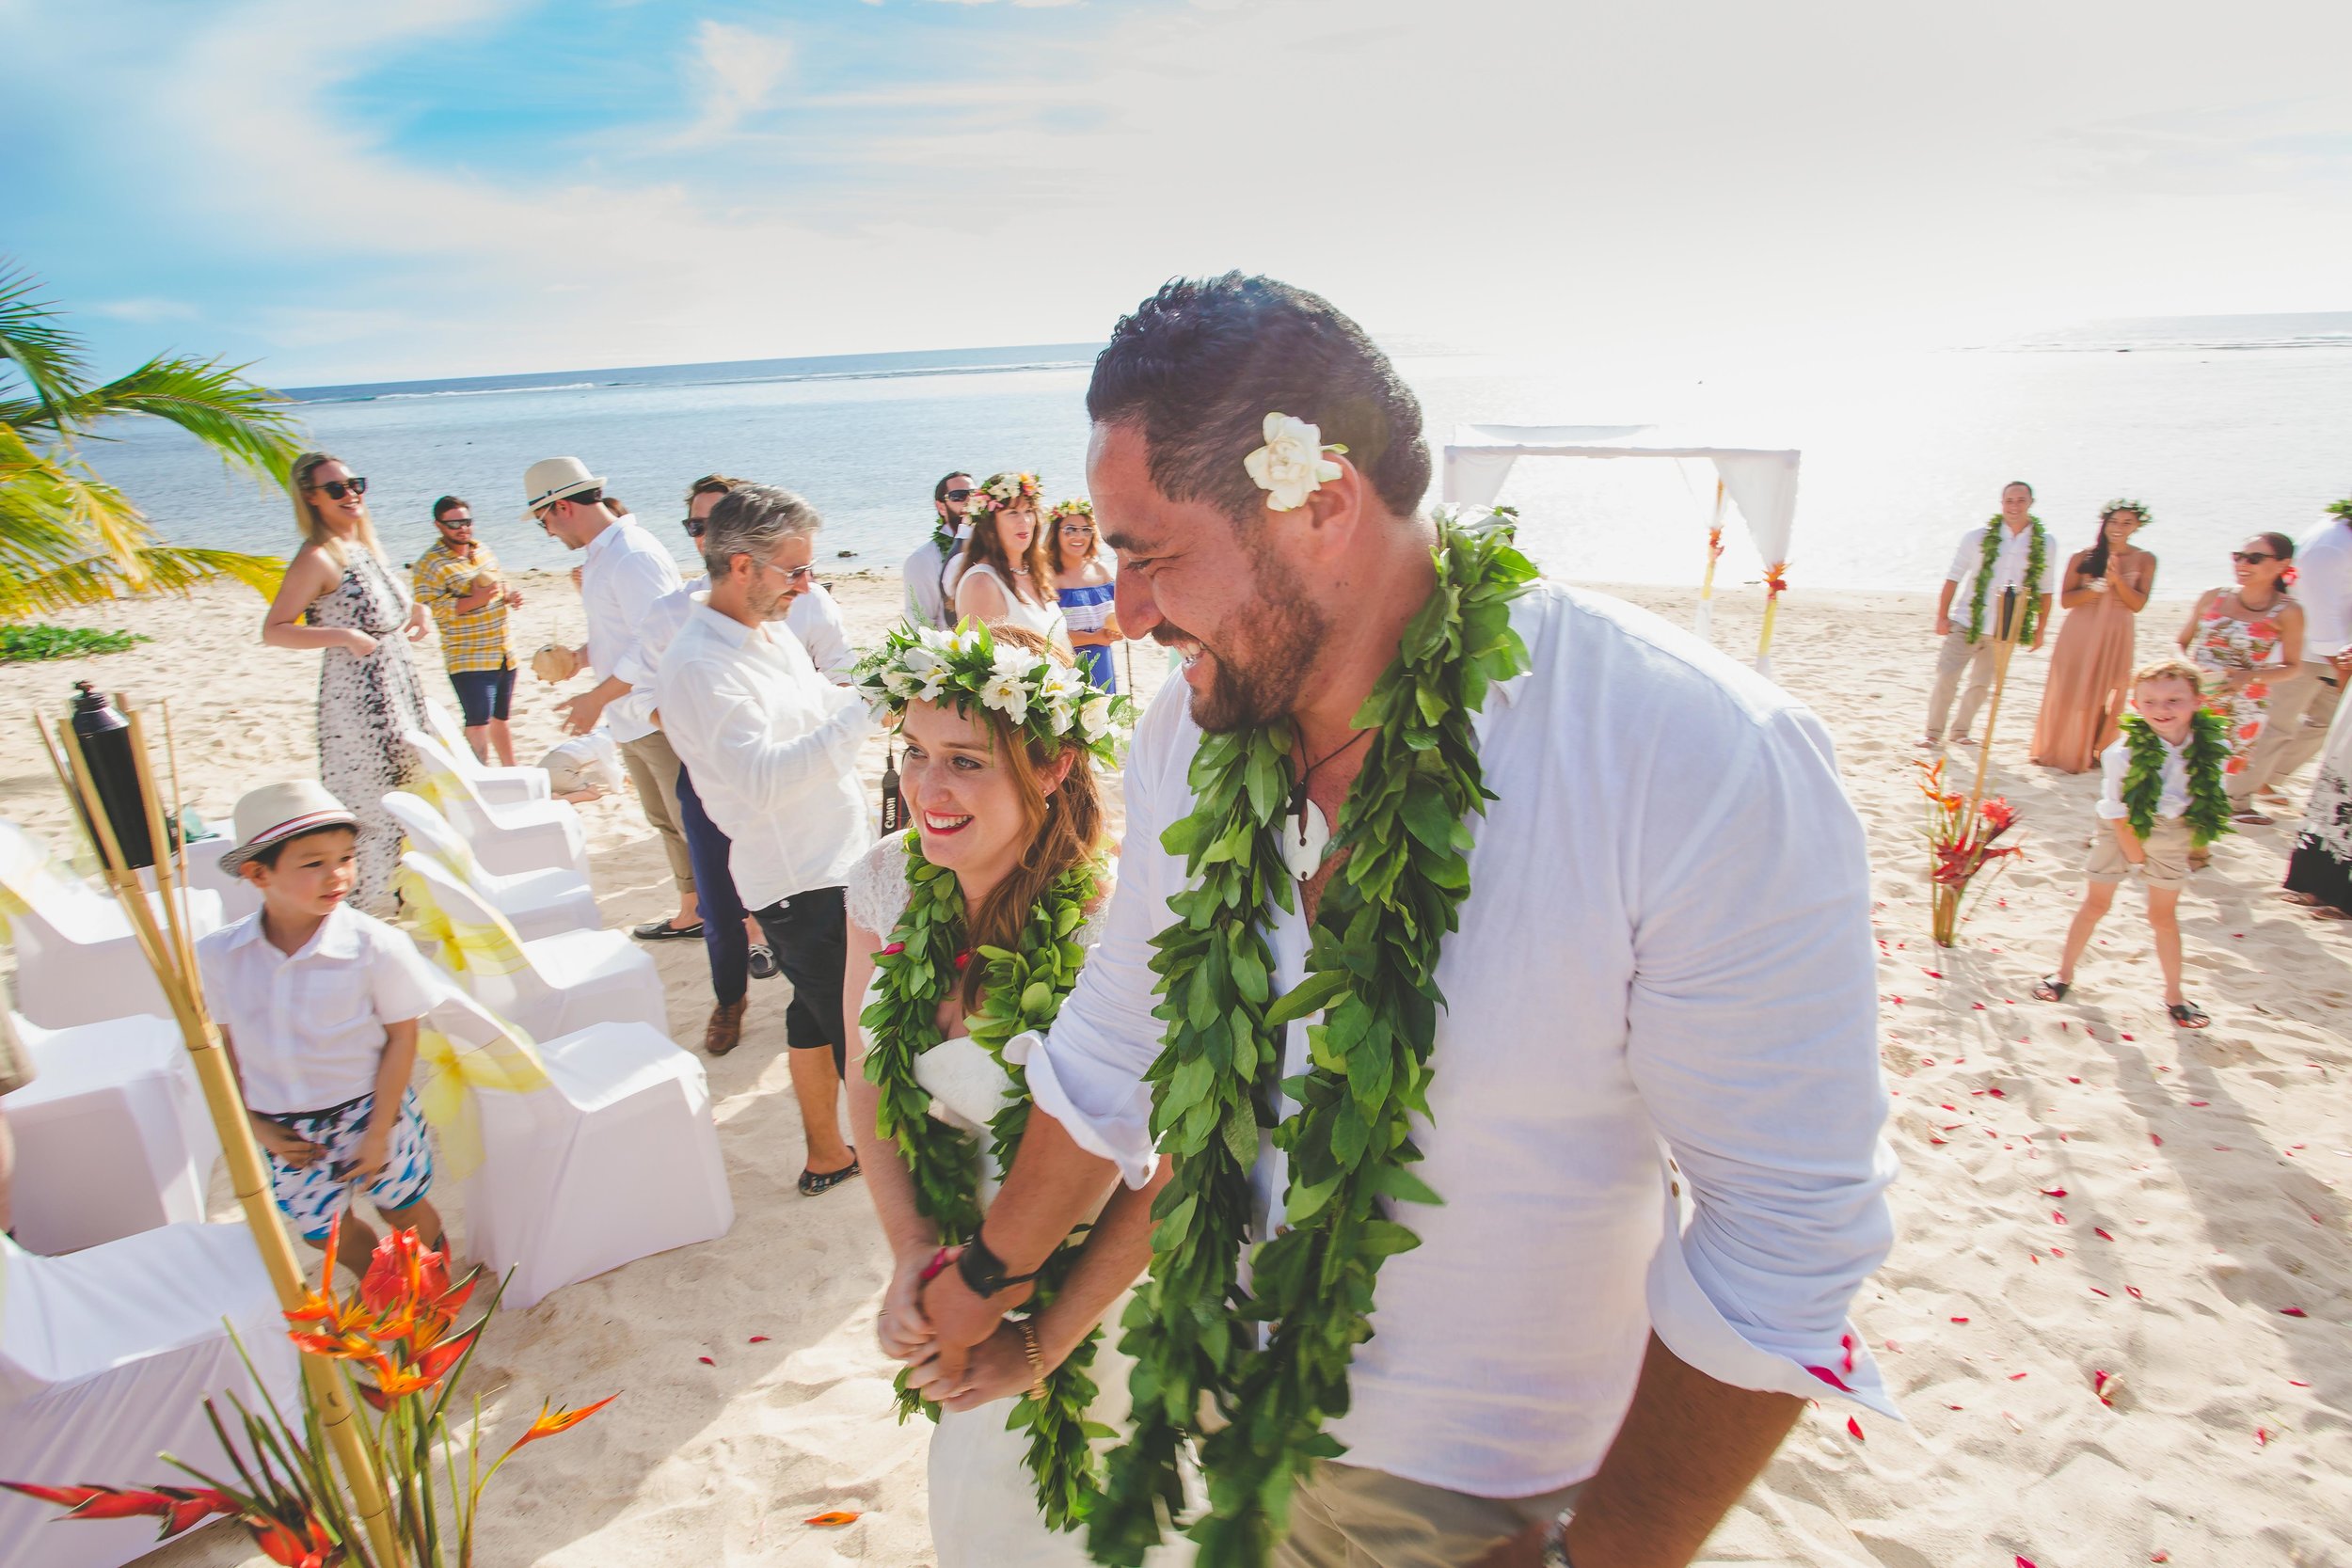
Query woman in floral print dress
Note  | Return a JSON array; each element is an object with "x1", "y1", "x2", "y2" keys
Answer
[{"x1": 2179, "y1": 532, "x2": 2305, "y2": 826}]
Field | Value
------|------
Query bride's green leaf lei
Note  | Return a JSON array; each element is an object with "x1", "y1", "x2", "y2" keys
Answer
[
  {"x1": 861, "y1": 831, "x2": 1113, "y2": 1531},
  {"x1": 1089, "y1": 514, "x2": 1536, "y2": 1568},
  {"x1": 2119, "y1": 710, "x2": 2233, "y2": 848},
  {"x1": 1965, "y1": 516, "x2": 2048, "y2": 644}
]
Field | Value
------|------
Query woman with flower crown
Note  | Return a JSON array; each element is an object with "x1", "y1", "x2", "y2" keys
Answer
[
  {"x1": 953, "y1": 471, "x2": 1073, "y2": 652},
  {"x1": 839, "y1": 621, "x2": 1184, "y2": 1567}
]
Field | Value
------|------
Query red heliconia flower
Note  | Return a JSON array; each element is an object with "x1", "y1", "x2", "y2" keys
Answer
[
  {"x1": 360, "y1": 1227, "x2": 452, "y2": 1315},
  {"x1": 248, "y1": 1513, "x2": 341, "y2": 1568},
  {"x1": 1980, "y1": 798, "x2": 2018, "y2": 834},
  {"x1": 0, "y1": 1482, "x2": 237, "y2": 1541}
]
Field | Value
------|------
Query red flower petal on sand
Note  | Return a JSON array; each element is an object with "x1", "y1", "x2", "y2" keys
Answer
[
  {"x1": 2090, "y1": 1288, "x2": 2110, "y2": 1297},
  {"x1": 2095, "y1": 1227, "x2": 2116, "y2": 1241},
  {"x1": 699, "y1": 1355, "x2": 716, "y2": 1365},
  {"x1": 2152, "y1": 1134, "x2": 2163, "y2": 1146},
  {"x1": 749, "y1": 1336, "x2": 770, "y2": 1343},
  {"x1": 2067, "y1": 1075, "x2": 2081, "y2": 1083},
  {"x1": 2280, "y1": 1307, "x2": 2307, "y2": 1317},
  {"x1": 1924, "y1": 970, "x2": 1943, "y2": 979},
  {"x1": 1842, "y1": 1333, "x2": 1857, "y2": 1374},
  {"x1": 2255, "y1": 1427, "x2": 2269, "y2": 1446},
  {"x1": 1950, "y1": 1316, "x2": 1970, "y2": 1323},
  {"x1": 2041, "y1": 1188, "x2": 2068, "y2": 1196},
  {"x1": 2152, "y1": 1554, "x2": 2169, "y2": 1563},
  {"x1": 2093, "y1": 1370, "x2": 2113, "y2": 1404},
  {"x1": 2052, "y1": 1212, "x2": 2067, "y2": 1225},
  {"x1": 806, "y1": 1511, "x2": 863, "y2": 1528},
  {"x1": 1846, "y1": 1417, "x2": 1866, "y2": 1441},
  {"x1": 1806, "y1": 1365, "x2": 1854, "y2": 1392},
  {"x1": 2018, "y1": 1558, "x2": 2040, "y2": 1568}
]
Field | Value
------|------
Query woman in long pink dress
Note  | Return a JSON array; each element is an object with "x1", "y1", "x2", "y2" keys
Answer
[{"x1": 2030, "y1": 500, "x2": 2156, "y2": 773}]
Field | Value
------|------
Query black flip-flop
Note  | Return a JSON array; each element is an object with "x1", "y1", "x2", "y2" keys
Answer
[
  {"x1": 749, "y1": 942, "x2": 781, "y2": 979},
  {"x1": 799, "y1": 1153, "x2": 861, "y2": 1196},
  {"x1": 2031, "y1": 974, "x2": 2071, "y2": 1002},
  {"x1": 2167, "y1": 1001, "x2": 2211, "y2": 1030},
  {"x1": 632, "y1": 918, "x2": 706, "y2": 942}
]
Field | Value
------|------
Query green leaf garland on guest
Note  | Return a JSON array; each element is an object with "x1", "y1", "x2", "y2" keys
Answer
[
  {"x1": 2118, "y1": 709, "x2": 2234, "y2": 849},
  {"x1": 1965, "y1": 514, "x2": 2049, "y2": 645}
]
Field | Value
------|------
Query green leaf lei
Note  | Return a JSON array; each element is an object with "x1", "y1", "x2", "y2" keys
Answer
[
  {"x1": 860, "y1": 831, "x2": 1115, "y2": 1531},
  {"x1": 1965, "y1": 516, "x2": 2048, "y2": 644},
  {"x1": 1089, "y1": 514, "x2": 1536, "y2": 1568},
  {"x1": 2118, "y1": 710, "x2": 2233, "y2": 848}
]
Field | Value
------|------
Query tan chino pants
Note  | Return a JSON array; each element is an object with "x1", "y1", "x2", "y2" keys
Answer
[
  {"x1": 1276, "y1": 1462, "x2": 1584, "y2": 1568},
  {"x1": 1925, "y1": 628, "x2": 1998, "y2": 742},
  {"x1": 617, "y1": 728, "x2": 695, "y2": 902}
]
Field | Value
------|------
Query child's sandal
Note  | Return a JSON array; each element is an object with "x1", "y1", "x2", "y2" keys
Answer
[
  {"x1": 2030, "y1": 975, "x2": 2071, "y2": 1003},
  {"x1": 2167, "y1": 1001, "x2": 2210, "y2": 1030}
]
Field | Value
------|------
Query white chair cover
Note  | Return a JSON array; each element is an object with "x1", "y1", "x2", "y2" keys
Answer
[
  {"x1": 402, "y1": 730, "x2": 587, "y2": 880},
  {"x1": 398, "y1": 853, "x2": 664, "y2": 1042},
  {"x1": 0, "y1": 821, "x2": 223, "y2": 1028},
  {"x1": 382, "y1": 791, "x2": 598, "y2": 942},
  {"x1": 0, "y1": 1223, "x2": 300, "y2": 1568},
  {"x1": 1, "y1": 1013, "x2": 218, "y2": 1255},
  {"x1": 424, "y1": 700, "x2": 551, "y2": 805},
  {"x1": 431, "y1": 992, "x2": 730, "y2": 1310},
  {"x1": 161, "y1": 833, "x2": 262, "y2": 924}
]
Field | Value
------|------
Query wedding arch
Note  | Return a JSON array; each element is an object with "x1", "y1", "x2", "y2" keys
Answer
[{"x1": 1438, "y1": 424, "x2": 1803, "y2": 674}]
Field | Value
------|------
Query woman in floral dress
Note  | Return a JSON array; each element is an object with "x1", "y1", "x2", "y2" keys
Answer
[
  {"x1": 261, "y1": 451, "x2": 433, "y2": 914},
  {"x1": 2179, "y1": 531, "x2": 2305, "y2": 826}
]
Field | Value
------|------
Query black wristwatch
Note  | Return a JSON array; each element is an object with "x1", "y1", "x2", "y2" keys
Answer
[{"x1": 956, "y1": 1231, "x2": 1043, "y2": 1300}]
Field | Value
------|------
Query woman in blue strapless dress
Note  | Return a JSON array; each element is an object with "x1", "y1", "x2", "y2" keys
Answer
[{"x1": 1051, "y1": 499, "x2": 1122, "y2": 690}]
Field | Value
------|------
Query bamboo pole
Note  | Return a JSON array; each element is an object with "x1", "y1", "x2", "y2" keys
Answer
[
  {"x1": 1694, "y1": 480, "x2": 1725, "y2": 640},
  {"x1": 1964, "y1": 589, "x2": 2026, "y2": 822},
  {"x1": 43, "y1": 708, "x2": 404, "y2": 1567}
]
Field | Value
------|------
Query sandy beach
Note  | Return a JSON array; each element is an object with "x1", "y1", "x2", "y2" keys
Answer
[{"x1": 4, "y1": 570, "x2": 2345, "y2": 1567}]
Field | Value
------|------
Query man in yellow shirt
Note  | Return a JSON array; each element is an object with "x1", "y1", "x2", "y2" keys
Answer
[{"x1": 411, "y1": 496, "x2": 523, "y2": 764}]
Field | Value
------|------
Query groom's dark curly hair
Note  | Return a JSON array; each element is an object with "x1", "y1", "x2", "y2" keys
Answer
[{"x1": 1086, "y1": 273, "x2": 1431, "y2": 527}]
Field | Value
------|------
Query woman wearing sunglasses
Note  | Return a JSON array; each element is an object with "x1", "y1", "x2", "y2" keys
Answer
[
  {"x1": 1048, "y1": 498, "x2": 1122, "y2": 691},
  {"x1": 261, "y1": 451, "x2": 433, "y2": 914},
  {"x1": 2180, "y1": 531, "x2": 2305, "y2": 825}
]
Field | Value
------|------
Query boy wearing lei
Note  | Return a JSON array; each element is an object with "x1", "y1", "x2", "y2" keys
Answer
[
  {"x1": 1923, "y1": 481, "x2": 2053, "y2": 749},
  {"x1": 2033, "y1": 657, "x2": 2231, "y2": 1029},
  {"x1": 915, "y1": 275, "x2": 1897, "y2": 1568}
]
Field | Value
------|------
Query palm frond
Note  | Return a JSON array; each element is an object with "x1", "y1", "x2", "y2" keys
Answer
[
  {"x1": 55, "y1": 354, "x2": 303, "y2": 482},
  {"x1": 0, "y1": 263, "x2": 89, "y2": 426},
  {"x1": 0, "y1": 545, "x2": 283, "y2": 619}
]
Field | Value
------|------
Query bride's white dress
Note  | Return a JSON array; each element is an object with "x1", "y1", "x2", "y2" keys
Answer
[{"x1": 847, "y1": 838, "x2": 1192, "y2": 1568}]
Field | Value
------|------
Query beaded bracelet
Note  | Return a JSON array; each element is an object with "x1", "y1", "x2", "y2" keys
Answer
[{"x1": 1015, "y1": 1319, "x2": 1048, "y2": 1400}]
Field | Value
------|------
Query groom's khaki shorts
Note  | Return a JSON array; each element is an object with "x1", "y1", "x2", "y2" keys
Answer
[{"x1": 1277, "y1": 1461, "x2": 1583, "y2": 1568}]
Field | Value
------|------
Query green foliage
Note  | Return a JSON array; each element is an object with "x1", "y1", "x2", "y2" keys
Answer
[
  {"x1": 1964, "y1": 516, "x2": 2048, "y2": 645},
  {"x1": 0, "y1": 622, "x2": 151, "y2": 661},
  {"x1": 2119, "y1": 709, "x2": 2235, "y2": 849},
  {"x1": 1090, "y1": 514, "x2": 1536, "y2": 1568},
  {"x1": 859, "y1": 831, "x2": 1110, "y2": 1530},
  {"x1": 0, "y1": 264, "x2": 298, "y2": 618}
]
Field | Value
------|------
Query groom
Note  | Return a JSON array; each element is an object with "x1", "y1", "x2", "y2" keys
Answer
[{"x1": 914, "y1": 275, "x2": 1897, "y2": 1568}]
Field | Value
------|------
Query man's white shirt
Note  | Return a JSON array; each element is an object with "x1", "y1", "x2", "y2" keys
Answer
[
  {"x1": 579, "y1": 515, "x2": 684, "y2": 744},
  {"x1": 902, "y1": 525, "x2": 965, "y2": 630},
  {"x1": 1945, "y1": 521, "x2": 2044, "y2": 603},
  {"x1": 2295, "y1": 519, "x2": 2351, "y2": 659},
  {"x1": 654, "y1": 600, "x2": 874, "y2": 909},
  {"x1": 2096, "y1": 732, "x2": 2189, "y2": 819},
  {"x1": 1019, "y1": 583, "x2": 1899, "y2": 1497}
]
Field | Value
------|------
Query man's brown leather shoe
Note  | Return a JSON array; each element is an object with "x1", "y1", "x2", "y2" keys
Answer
[{"x1": 705, "y1": 998, "x2": 749, "y2": 1056}]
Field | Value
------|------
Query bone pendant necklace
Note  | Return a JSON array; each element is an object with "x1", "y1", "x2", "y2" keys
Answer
[{"x1": 1280, "y1": 726, "x2": 1372, "y2": 883}]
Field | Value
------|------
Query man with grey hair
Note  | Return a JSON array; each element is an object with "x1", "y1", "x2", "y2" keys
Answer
[{"x1": 656, "y1": 484, "x2": 874, "y2": 1194}]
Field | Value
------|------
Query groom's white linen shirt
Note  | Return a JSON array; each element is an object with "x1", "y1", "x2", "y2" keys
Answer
[
  {"x1": 1946, "y1": 521, "x2": 2042, "y2": 600},
  {"x1": 579, "y1": 515, "x2": 685, "y2": 745},
  {"x1": 1019, "y1": 582, "x2": 1899, "y2": 1497},
  {"x1": 654, "y1": 600, "x2": 874, "y2": 909}
]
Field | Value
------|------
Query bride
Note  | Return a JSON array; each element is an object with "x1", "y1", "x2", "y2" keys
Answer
[{"x1": 842, "y1": 621, "x2": 1183, "y2": 1565}]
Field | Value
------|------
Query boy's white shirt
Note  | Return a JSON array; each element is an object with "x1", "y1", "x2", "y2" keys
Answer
[
  {"x1": 196, "y1": 902, "x2": 446, "y2": 1115},
  {"x1": 2095, "y1": 729, "x2": 2191, "y2": 820}
]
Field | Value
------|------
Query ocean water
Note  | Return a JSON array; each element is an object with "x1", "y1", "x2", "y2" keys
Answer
[{"x1": 89, "y1": 317, "x2": 2352, "y2": 599}]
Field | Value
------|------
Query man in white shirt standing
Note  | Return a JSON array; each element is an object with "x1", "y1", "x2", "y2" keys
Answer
[
  {"x1": 1922, "y1": 481, "x2": 2053, "y2": 748},
  {"x1": 2232, "y1": 499, "x2": 2352, "y2": 802},
  {"x1": 907, "y1": 275, "x2": 1896, "y2": 1568},
  {"x1": 526, "y1": 457, "x2": 698, "y2": 942},
  {"x1": 658, "y1": 484, "x2": 873, "y2": 1194},
  {"x1": 901, "y1": 470, "x2": 975, "y2": 630}
]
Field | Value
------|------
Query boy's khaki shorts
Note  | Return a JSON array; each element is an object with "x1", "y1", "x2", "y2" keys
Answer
[{"x1": 2085, "y1": 816, "x2": 2195, "y2": 892}]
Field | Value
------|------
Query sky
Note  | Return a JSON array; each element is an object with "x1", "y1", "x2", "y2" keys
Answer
[{"x1": 6, "y1": 0, "x2": 2352, "y2": 387}]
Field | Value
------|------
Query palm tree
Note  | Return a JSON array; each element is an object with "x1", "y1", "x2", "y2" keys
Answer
[{"x1": 0, "y1": 264, "x2": 300, "y2": 617}]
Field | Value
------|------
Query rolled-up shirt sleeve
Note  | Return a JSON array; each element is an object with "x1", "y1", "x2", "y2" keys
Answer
[
  {"x1": 1628, "y1": 703, "x2": 1900, "y2": 1418},
  {"x1": 1946, "y1": 527, "x2": 1983, "y2": 585},
  {"x1": 1019, "y1": 684, "x2": 1189, "y2": 1188}
]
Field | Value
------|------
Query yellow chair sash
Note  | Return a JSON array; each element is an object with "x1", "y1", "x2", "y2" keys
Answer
[
  {"x1": 415, "y1": 1018, "x2": 551, "y2": 1180},
  {"x1": 396, "y1": 863, "x2": 530, "y2": 978}
]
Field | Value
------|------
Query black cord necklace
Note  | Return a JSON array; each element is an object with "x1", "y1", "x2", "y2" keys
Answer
[{"x1": 1282, "y1": 724, "x2": 1375, "y2": 874}]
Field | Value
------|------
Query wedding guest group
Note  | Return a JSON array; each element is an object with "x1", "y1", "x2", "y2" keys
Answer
[
  {"x1": 1922, "y1": 480, "x2": 2053, "y2": 749},
  {"x1": 2029, "y1": 499, "x2": 2154, "y2": 773},
  {"x1": 656, "y1": 483, "x2": 872, "y2": 1196},
  {"x1": 900, "y1": 273, "x2": 1896, "y2": 1568},
  {"x1": 261, "y1": 451, "x2": 433, "y2": 916},
  {"x1": 411, "y1": 494, "x2": 524, "y2": 766},
  {"x1": 526, "y1": 456, "x2": 699, "y2": 942}
]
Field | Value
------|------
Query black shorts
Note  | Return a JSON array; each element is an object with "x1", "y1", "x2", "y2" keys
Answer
[
  {"x1": 447, "y1": 664, "x2": 516, "y2": 727},
  {"x1": 751, "y1": 884, "x2": 849, "y2": 1069}
]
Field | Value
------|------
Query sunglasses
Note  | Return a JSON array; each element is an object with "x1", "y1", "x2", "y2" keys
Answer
[
  {"x1": 311, "y1": 477, "x2": 368, "y2": 500},
  {"x1": 944, "y1": 488, "x2": 975, "y2": 501},
  {"x1": 2233, "y1": 551, "x2": 2278, "y2": 564},
  {"x1": 1058, "y1": 521, "x2": 1095, "y2": 533},
  {"x1": 682, "y1": 516, "x2": 706, "y2": 539},
  {"x1": 776, "y1": 562, "x2": 817, "y2": 584},
  {"x1": 438, "y1": 515, "x2": 474, "y2": 529}
]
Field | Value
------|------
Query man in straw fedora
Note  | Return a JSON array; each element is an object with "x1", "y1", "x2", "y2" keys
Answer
[{"x1": 525, "y1": 456, "x2": 701, "y2": 943}]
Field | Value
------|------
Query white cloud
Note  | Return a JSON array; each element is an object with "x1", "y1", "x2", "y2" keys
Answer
[
  {"x1": 674, "y1": 19, "x2": 795, "y2": 146},
  {"x1": 91, "y1": 297, "x2": 198, "y2": 324}
]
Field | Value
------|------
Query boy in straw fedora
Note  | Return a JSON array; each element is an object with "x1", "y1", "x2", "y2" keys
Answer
[{"x1": 197, "y1": 781, "x2": 450, "y2": 1272}]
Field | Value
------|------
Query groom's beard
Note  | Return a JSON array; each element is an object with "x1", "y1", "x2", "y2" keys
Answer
[{"x1": 1161, "y1": 548, "x2": 1327, "y2": 734}]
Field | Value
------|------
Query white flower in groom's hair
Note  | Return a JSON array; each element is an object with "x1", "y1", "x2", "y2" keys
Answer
[
  {"x1": 1244, "y1": 412, "x2": 1346, "y2": 513},
  {"x1": 980, "y1": 671, "x2": 1030, "y2": 724}
]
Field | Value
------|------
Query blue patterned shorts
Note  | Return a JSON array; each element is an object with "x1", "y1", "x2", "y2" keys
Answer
[{"x1": 262, "y1": 1088, "x2": 435, "y2": 1242}]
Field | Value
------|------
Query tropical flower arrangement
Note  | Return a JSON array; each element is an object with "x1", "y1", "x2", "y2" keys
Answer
[
  {"x1": 975, "y1": 472, "x2": 1043, "y2": 513},
  {"x1": 1049, "y1": 497, "x2": 1093, "y2": 519},
  {"x1": 854, "y1": 618, "x2": 1133, "y2": 766},
  {"x1": 4, "y1": 1223, "x2": 612, "y2": 1567},
  {"x1": 1243, "y1": 412, "x2": 1346, "y2": 511},
  {"x1": 1917, "y1": 756, "x2": 2024, "y2": 946}
]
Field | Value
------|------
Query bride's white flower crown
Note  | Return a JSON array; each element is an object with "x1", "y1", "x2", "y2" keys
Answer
[{"x1": 854, "y1": 618, "x2": 1135, "y2": 764}]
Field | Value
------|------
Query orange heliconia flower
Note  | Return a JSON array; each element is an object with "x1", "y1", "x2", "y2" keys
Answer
[
  {"x1": 500, "y1": 1394, "x2": 618, "y2": 1460},
  {"x1": 249, "y1": 1513, "x2": 341, "y2": 1568}
]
